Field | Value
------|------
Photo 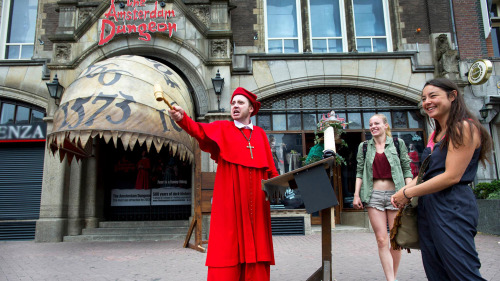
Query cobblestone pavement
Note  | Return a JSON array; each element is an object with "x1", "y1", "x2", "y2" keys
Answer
[{"x1": 0, "y1": 232, "x2": 498, "y2": 281}]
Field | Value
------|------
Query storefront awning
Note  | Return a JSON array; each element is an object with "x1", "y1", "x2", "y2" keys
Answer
[{"x1": 48, "y1": 55, "x2": 195, "y2": 163}]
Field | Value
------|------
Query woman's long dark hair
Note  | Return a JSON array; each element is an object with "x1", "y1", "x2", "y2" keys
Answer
[{"x1": 423, "y1": 78, "x2": 492, "y2": 165}]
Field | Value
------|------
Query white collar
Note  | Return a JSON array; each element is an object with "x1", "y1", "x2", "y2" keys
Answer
[{"x1": 234, "y1": 120, "x2": 253, "y2": 130}]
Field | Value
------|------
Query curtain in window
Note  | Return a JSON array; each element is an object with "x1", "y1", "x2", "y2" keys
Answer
[
  {"x1": 310, "y1": 0, "x2": 341, "y2": 37},
  {"x1": 267, "y1": 0, "x2": 298, "y2": 38},
  {"x1": 353, "y1": 0, "x2": 385, "y2": 36}
]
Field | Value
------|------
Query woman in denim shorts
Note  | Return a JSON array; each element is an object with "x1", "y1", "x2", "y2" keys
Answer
[{"x1": 353, "y1": 114, "x2": 413, "y2": 281}]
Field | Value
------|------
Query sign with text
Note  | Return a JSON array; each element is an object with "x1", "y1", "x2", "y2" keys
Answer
[
  {"x1": 99, "y1": 0, "x2": 177, "y2": 45},
  {"x1": 0, "y1": 124, "x2": 46, "y2": 142},
  {"x1": 111, "y1": 187, "x2": 191, "y2": 206},
  {"x1": 151, "y1": 187, "x2": 191, "y2": 205}
]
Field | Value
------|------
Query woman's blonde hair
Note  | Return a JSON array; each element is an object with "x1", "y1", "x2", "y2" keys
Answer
[{"x1": 370, "y1": 114, "x2": 392, "y2": 137}]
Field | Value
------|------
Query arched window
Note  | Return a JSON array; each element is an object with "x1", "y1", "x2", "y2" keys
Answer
[{"x1": 252, "y1": 88, "x2": 425, "y2": 210}]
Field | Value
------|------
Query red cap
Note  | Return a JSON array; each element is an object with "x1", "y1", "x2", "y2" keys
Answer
[{"x1": 231, "y1": 87, "x2": 261, "y2": 116}]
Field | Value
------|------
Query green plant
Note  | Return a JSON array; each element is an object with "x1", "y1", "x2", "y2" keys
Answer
[
  {"x1": 308, "y1": 111, "x2": 349, "y2": 165},
  {"x1": 473, "y1": 180, "x2": 500, "y2": 199},
  {"x1": 487, "y1": 190, "x2": 500, "y2": 199}
]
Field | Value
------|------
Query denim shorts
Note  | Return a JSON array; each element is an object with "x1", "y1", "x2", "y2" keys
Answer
[{"x1": 366, "y1": 190, "x2": 399, "y2": 211}]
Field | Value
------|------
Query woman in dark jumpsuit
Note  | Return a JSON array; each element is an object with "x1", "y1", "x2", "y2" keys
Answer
[{"x1": 391, "y1": 78, "x2": 492, "y2": 281}]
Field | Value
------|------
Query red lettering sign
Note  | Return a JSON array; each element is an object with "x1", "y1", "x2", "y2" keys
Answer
[{"x1": 99, "y1": 0, "x2": 177, "y2": 45}]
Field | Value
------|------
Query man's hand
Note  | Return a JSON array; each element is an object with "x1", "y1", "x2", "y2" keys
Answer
[{"x1": 168, "y1": 105, "x2": 185, "y2": 122}]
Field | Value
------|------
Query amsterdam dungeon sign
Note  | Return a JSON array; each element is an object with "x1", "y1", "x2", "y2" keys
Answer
[
  {"x1": 99, "y1": 0, "x2": 177, "y2": 45},
  {"x1": 48, "y1": 55, "x2": 194, "y2": 163}
]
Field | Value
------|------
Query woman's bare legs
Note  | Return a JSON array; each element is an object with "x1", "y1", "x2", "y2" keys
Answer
[{"x1": 368, "y1": 207, "x2": 401, "y2": 281}]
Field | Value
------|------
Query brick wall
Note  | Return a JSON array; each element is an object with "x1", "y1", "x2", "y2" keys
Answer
[
  {"x1": 453, "y1": 0, "x2": 487, "y2": 59},
  {"x1": 427, "y1": 0, "x2": 454, "y2": 34},
  {"x1": 41, "y1": 3, "x2": 59, "y2": 52},
  {"x1": 486, "y1": 34, "x2": 494, "y2": 57},
  {"x1": 230, "y1": 0, "x2": 257, "y2": 46},
  {"x1": 398, "y1": 0, "x2": 431, "y2": 44}
]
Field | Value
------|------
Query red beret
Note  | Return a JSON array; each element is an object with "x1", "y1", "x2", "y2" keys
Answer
[{"x1": 231, "y1": 87, "x2": 261, "y2": 116}]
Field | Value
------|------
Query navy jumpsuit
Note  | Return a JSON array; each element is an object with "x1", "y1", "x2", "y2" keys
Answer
[{"x1": 418, "y1": 140, "x2": 485, "y2": 281}]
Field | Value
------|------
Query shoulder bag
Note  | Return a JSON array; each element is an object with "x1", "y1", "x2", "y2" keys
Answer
[{"x1": 390, "y1": 153, "x2": 431, "y2": 253}]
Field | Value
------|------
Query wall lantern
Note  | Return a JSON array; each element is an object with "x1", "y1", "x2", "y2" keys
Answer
[
  {"x1": 46, "y1": 74, "x2": 65, "y2": 103},
  {"x1": 480, "y1": 104, "x2": 489, "y2": 121},
  {"x1": 211, "y1": 69, "x2": 225, "y2": 112}
]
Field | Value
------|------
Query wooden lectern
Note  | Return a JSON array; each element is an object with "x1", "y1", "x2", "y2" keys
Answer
[{"x1": 262, "y1": 156, "x2": 339, "y2": 281}]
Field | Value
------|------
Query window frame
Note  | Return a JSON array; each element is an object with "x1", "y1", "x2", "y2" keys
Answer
[
  {"x1": 351, "y1": 0, "x2": 393, "y2": 52},
  {"x1": 0, "y1": 0, "x2": 38, "y2": 60},
  {"x1": 0, "y1": 99, "x2": 46, "y2": 125},
  {"x1": 264, "y1": 0, "x2": 304, "y2": 54},
  {"x1": 307, "y1": 0, "x2": 348, "y2": 53}
]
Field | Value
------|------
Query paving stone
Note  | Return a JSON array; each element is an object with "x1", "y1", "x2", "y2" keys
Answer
[{"x1": 0, "y1": 232, "x2": 498, "y2": 281}]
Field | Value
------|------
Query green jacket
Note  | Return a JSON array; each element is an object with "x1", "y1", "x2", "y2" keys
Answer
[{"x1": 356, "y1": 136, "x2": 413, "y2": 203}]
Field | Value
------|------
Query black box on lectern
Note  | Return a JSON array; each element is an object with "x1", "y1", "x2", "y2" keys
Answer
[{"x1": 262, "y1": 157, "x2": 338, "y2": 214}]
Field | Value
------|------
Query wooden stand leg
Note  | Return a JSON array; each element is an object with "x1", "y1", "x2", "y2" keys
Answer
[
  {"x1": 321, "y1": 208, "x2": 332, "y2": 281},
  {"x1": 183, "y1": 218, "x2": 206, "y2": 253},
  {"x1": 183, "y1": 143, "x2": 206, "y2": 253},
  {"x1": 307, "y1": 207, "x2": 332, "y2": 281}
]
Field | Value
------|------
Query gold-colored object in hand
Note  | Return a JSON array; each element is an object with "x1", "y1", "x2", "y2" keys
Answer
[{"x1": 154, "y1": 84, "x2": 173, "y2": 110}]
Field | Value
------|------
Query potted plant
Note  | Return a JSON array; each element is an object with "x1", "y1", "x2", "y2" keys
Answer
[{"x1": 304, "y1": 111, "x2": 349, "y2": 166}]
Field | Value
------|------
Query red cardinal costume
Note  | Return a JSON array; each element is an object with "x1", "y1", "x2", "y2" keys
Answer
[{"x1": 175, "y1": 88, "x2": 279, "y2": 280}]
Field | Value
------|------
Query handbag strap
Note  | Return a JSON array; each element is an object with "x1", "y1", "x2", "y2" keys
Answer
[
  {"x1": 416, "y1": 155, "x2": 431, "y2": 185},
  {"x1": 408, "y1": 151, "x2": 432, "y2": 208}
]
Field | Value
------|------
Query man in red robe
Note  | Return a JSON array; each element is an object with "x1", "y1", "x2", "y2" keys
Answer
[{"x1": 169, "y1": 87, "x2": 279, "y2": 281}]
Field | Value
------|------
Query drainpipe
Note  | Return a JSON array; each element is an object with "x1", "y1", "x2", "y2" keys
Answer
[{"x1": 449, "y1": 0, "x2": 460, "y2": 57}]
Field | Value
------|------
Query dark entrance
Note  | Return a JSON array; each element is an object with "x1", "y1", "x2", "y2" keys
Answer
[
  {"x1": 336, "y1": 132, "x2": 363, "y2": 210},
  {"x1": 100, "y1": 139, "x2": 192, "y2": 221}
]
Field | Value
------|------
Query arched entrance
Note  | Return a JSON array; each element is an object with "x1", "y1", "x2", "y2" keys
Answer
[
  {"x1": 48, "y1": 55, "x2": 196, "y2": 222},
  {"x1": 253, "y1": 87, "x2": 426, "y2": 224}
]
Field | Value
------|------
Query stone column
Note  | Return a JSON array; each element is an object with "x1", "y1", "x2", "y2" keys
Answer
[
  {"x1": 35, "y1": 117, "x2": 69, "y2": 242},
  {"x1": 67, "y1": 160, "x2": 83, "y2": 235},
  {"x1": 84, "y1": 148, "x2": 99, "y2": 228}
]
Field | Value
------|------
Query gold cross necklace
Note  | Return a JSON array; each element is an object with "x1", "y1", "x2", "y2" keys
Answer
[{"x1": 238, "y1": 128, "x2": 254, "y2": 159}]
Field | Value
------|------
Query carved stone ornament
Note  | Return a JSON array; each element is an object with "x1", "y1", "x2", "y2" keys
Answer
[
  {"x1": 435, "y1": 34, "x2": 459, "y2": 79},
  {"x1": 189, "y1": 5, "x2": 210, "y2": 27},
  {"x1": 78, "y1": 8, "x2": 93, "y2": 27},
  {"x1": 211, "y1": 40, "x2": 227, "y2": 58},
  {"x1": 55, "y1": 44, "x2": 71, "y2": 62}
]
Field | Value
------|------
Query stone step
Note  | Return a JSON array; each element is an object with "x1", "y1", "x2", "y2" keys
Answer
[
  {"x1": 311, "y1": 225, "x2": 371, "y2": 234},
  {"x1": 82, "y1": 226, "x2": 188, "y2": 235},
  {"x1": 63, "y1": 233, "x2": 186, "y2": 242},
  {"x1": 332, "y1": 225, "x2": 371, "y2": 233},
  {"x1": 99, "y1": 220, "x2": 189, "y2": 228},
  {"x1": 63, "y1": 221, "x2": 193, "y2": 242}
]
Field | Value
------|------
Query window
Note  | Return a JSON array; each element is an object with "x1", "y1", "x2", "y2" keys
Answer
[
  {"x1": 266, "y1": 0, "x2": 302, "y2": 53},
  {"x1": 0, "y1": 103, "x2": 15, "y2": 124},
  {"x1": 352, "y1": 0, "x2": 392, "y2": 52},
  {"x1": 489, "y1": 3, "x2": 500, "y2": 57},
  {"x1": 0, "y1": 100, "x2": 45, "y2": 124},
  {"x1": 265, "y1": 0, "x2": 393, "y2": 53},
  {"x1": 0, "y1": 0, "x2": 38, "y2": 59},
  {"x1": 309, "y1": 0, "x2": 347, "y2": 53}
]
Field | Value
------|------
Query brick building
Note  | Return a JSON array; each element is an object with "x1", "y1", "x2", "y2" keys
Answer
[{"x1": 0, "y1": 0, "x2": 498, "y2": 241}]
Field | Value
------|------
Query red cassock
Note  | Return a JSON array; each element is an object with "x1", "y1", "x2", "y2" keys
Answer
[
  {"x1": 408, "y1": 150, "x2": 419, "y2": 178},
  {"x1": 177, "y1": 115, "x2": 279, "y2": 267},
  {"x1": 135, "y1": 157, "x2": 151, "y2": 190}
]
